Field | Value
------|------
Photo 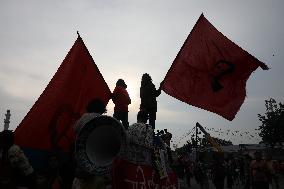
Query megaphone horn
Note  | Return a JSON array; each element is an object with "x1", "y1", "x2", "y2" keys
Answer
[{"x1": 75, "y1": 115, "x2": 126, "y2": 175}]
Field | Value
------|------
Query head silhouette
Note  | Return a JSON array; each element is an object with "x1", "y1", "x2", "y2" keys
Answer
[
  {"x1": 137, "y1": 110, "x2": 149, "y2": 123},
  {"x1": 1, "y1": 130, "x2": 14, "y2": 149},
  {"x1": 254, "y1": 151, "x2": 262, "y2": 160},
  {"x1": 141, "y1": 73, "x2": 152, "y2": 86},
  {"x1": 86, "y1": 98, "x2": 107, "y2": 114},
  {"x1": 116, "y1": 79, "x2": 127, "y2": 88}
]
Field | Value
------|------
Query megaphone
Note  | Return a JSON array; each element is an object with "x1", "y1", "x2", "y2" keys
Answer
[{"x1": 75, "y1": 115, "x2": 126, "y2": 175}]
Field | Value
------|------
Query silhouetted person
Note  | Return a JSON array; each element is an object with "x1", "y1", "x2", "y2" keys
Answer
[
  {"x1": 172, "y1": 156, "x2": 186, "y2": 188},
  {"x1": 0, "y1": 130, "x2": 16, "y2": 188},
  {"x1": 74, "y1": 98, "x2": 107, "y2": 134},
  {"x1": 250, "y1": 151, "x2": 269, "y2": 189},
  {"x1": 137, "y1": 109, "x2": 149, "y2": 124},
  {"x1": 226, "y1": 156, "x2": 234, "y2": 189},
  {"x1": 194, "y1": 155, "x2": 209, "y2": 189},
  {"x1": 212, "y1": 153, "x2": 225, "y2": 189},
  {"x1": 128, "y1": 110, "x2": 153, "y2": 147},
  {"x1": 73, "y1": 98, "x2": 107, "y2": 189},
  {"x1": 45, "y1": 154, "x2": 62, "y2": 189},
  {"x1": 4, "y1": 131, "x2": 35, "y2": 189},
  {"x1": 265, "y1": 154, "x2": 278, "y2": 189},
  {"x1": 160, "y1": 129, "x2": 173, "y2": 166},
  {"x1": 140, "y1": 73, "x2": 161, "y2": 129},
  {"x1": 243, "y1": 154, "x2": 252, "y2": 189},
  {"x1": 112, "y1": 79, "x2": 131, "y2": 129}
]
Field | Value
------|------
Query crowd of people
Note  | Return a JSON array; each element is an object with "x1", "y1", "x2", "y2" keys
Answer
[
  {"x1": 1, "y1": 72, "x2": 284, "y2": 189},
  {"x1": 172, "y1": 151, "x2": 284, "y2": 189},
  {"x1": 0, "y1": 73, "x2": 163, "y2": 189}
]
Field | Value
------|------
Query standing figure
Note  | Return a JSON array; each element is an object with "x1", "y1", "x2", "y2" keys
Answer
[
  {"x1": 73, "y1": 99, "x2": 108, "y2": 189},
  {"x1": 112, "y1": 79, "x2": 131, "y2": 129},
  {"x1": 0, "y1": 130, "x2": 16, "y2": 189},
  {"x1": 226, "y1": 157, "x2": 234, "y2": 189},
  {"x1": 243, "y1": 154, "x2": 252, "y2": 189},
  {"x1": 265, "y1": 155, "x2": 279, "y2": 189},
  {"x1": 172, "y1": 156, "x2": 186, "y2": 189},
  {"x1": 212, "y1": 153, "x2": 226, "y2": 189},
  {"x1": 140, "y1": 73, "x2": 161, "y2": 129},
  {"x1": 6, "y1": 131, "x2": 35, "y2": 189},
  {"x1": 194, "y1": 155, "x2": 209, "y2": 189},
  {"x1": 73, "y1": 98, "x2": 107, "y2": 134},
  {"x1": 184, "y1": 160, "x2": 193, "y2": 188},
  {"x1": 128, "y1": 110, "x2": 153, "y2": 148},
  {"x1": 250, "y1": 151, "x2": 270, "y2": 189}
]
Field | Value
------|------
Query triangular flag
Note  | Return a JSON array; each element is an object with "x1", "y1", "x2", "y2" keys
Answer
[{"x1": 14, "y1": 35, "x2": 111, "y2": 151}]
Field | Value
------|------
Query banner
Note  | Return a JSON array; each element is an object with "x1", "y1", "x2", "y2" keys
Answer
[
  {"x1": 112, "y1": 159, "x2": 178, "y2": 189},
  {"x1": 161, "y1": 14, "x2": 268, "y2": 120}
]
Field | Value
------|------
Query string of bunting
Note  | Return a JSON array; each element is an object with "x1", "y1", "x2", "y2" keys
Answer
[{"x1": 172, "y1": 126, "x2": 261, "y2": 148}]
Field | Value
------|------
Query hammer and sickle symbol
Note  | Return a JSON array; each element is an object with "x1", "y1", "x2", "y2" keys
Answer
[
  {"x1": 49, "y1": 105, "x2": 81, "y2": 150},
  {"x1": 211, "y1": 60, "x2": 235, "y2": 92}
]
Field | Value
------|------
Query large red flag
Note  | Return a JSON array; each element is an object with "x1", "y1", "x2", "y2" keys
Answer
[
  {"x1": 161, "y1": 14, "x2": 268, "y2": 120},
  {"x1": 14, "y1": 35, "x2": 111, "y2": 151}
]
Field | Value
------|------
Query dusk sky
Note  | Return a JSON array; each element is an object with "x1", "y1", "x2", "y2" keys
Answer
[{"x1": 0, "y1": 0, "x2": 283, "y2": 147}]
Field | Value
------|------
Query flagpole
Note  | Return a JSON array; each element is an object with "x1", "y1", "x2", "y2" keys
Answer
[
  {"x1": 77, "y1": 31, "x2": 81, "y2": 38},
  {"x1": 195, "y1": 124, "x2": 198, "y2": 161}
]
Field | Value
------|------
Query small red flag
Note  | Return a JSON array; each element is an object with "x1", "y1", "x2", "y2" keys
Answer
[
  {"x1": 14, "y1": 35, "x2": 111, "y2": 151},
  {"x1": 161, "y1": 14, "x2": 268, "y2": 120}
]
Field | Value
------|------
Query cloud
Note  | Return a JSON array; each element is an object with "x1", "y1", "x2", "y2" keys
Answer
[{"x1": 0, "y1": 86, "x2": 34, "y2": 130}]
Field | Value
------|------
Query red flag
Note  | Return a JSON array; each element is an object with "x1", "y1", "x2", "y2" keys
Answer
[
  {"x1": 14, "y1": 35, "x2": 111, "y2": 151},
  {"x1": 161, "y1": 14, "x2": 268, "y2": 120}
]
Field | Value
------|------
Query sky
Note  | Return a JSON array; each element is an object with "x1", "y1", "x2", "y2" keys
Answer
[{"x1": 0, "y1": 0, "x2": 283, "y2": 147}]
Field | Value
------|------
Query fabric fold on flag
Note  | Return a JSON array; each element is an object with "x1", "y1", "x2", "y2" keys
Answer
[
  {"x1": 14, "y1": 35, "x2": 111, "y2": 152},
  {"x1": 161, "y1": 14, "x2": 268, "y2": 120}
]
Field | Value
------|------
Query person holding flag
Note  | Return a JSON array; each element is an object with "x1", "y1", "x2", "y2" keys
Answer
[{"x1": 140, "y1": 73, "x2": 161, "y2": 129}]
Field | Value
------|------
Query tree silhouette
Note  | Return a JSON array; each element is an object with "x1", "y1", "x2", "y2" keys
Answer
[{"x1": 258, "y1": 98, "x2": 284, "y2": 147}]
